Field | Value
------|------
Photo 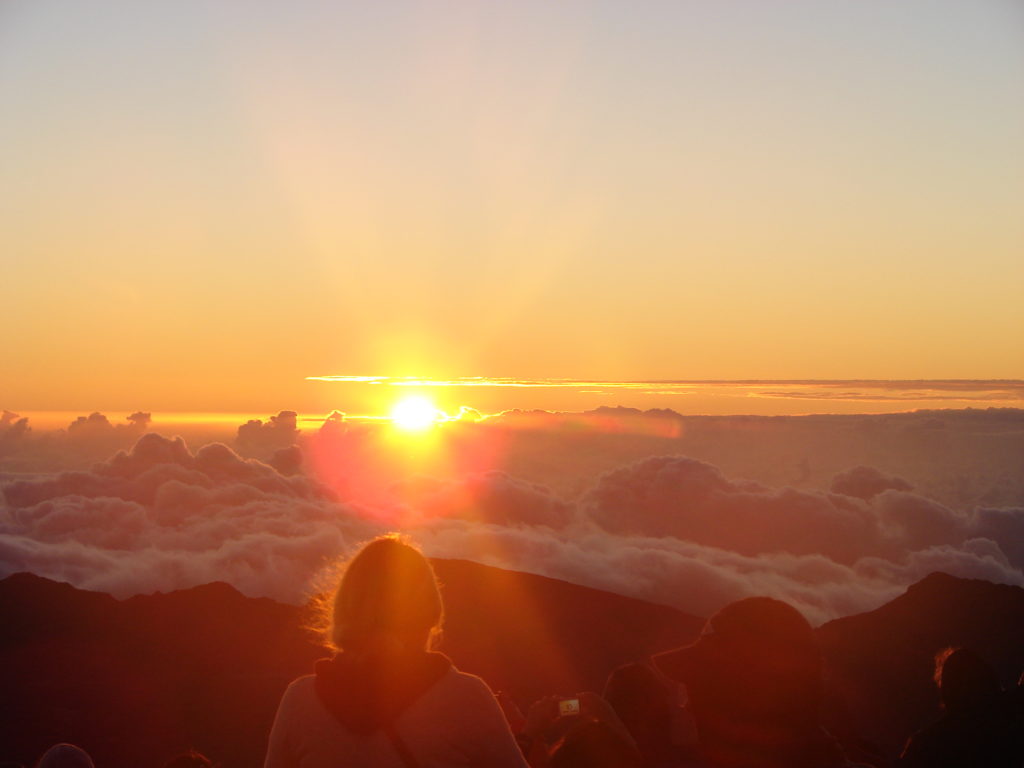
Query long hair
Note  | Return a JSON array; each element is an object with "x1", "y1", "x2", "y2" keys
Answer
[
  {"x1": 934, "y1": 647, "x2": 1000, "y2": 712},
  {"x1": 327, "y1": 534, "x2": 443, "y2": 654}
]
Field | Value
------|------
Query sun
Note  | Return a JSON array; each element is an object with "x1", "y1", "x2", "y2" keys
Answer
[{"x1": 390, "y1": 395, "x2": 443, "y2": 431}]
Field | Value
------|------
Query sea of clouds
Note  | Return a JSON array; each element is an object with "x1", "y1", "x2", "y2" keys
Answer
[{"x1": 1, "y1": 409, "x2": 1023, "y2": 624}]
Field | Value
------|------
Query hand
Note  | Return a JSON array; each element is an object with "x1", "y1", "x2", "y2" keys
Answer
[{"x1": 523, "y1": 695, "x2": 561, "y2": 742}]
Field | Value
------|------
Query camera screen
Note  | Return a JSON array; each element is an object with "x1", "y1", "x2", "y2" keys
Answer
[{"x1": 558, "y1": 698, "x2": 581, "y2": 717}]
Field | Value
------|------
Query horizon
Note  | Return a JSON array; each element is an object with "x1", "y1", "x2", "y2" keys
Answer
[{"x1": 9, "y1": 378, "x2": 1024, "y2": 427}]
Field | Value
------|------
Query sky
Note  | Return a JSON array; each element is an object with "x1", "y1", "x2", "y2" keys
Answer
[{"x1": 2, "y1": 0, "x2": 1023, "y2": 414}]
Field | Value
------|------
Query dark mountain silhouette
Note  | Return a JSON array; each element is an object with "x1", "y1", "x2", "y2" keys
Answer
[
  {"x1": 0, "y1": 560, "x2": 702, "y2": 768},
  {"x1": 817, "y1": 571, "x2": 1024, "y2": 755},
  {"x1": 3, "y1": 566, "x2": 1022, "y2": 768},
  {"x1": 430, "y1": 559, "x2": 704, "y2": 702},
  {"x1": 0, "y1": 573, "x2": 318, "y2": 768}
]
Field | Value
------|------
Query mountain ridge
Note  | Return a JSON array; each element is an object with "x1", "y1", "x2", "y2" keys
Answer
[{"x1": 2, "y1": 565, "x2": 1022, "y2": 766}]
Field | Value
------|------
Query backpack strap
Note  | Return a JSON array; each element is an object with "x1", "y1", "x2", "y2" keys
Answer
[{"x1": 383, "y1": 722, "x2": 420, "y2": 768}]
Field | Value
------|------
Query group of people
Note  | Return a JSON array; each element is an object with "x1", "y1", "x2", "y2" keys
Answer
[
  {"x1": 19, "y1": 535, "x2": 1024, "y2": 768},
  {"x1": 263, "y1": 535, "x2": 1024, "y2": 768}
]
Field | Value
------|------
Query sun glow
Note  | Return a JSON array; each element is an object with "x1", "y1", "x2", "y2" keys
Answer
[{"x1": 390, "y1": 396, "x2": 443, "y2": 431}]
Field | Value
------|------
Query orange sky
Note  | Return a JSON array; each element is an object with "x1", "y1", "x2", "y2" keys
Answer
[{"x1": 2, "y1": 1, "x2": 1022, "y2": 415}]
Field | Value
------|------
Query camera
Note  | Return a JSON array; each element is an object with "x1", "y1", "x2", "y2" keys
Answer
[{"x1": 558, "y1": 698, "x2": 581, "y2": 717}]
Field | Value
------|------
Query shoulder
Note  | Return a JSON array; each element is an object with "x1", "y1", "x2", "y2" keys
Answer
[
  {"x1": 276, "y1": 675, "x2": 318, "y2": 712},
  {"x1": 284, "y1": 674, "x2": 317, "y2": 694},
  {"x1": 440, "y1": 667, "x2": 498, "y2": 698},
  {"x1": 423, "y1": 666, "x2": 504, "y2": 714}
]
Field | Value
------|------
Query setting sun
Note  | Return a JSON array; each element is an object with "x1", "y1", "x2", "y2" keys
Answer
[{"x1": 390, "y1": 396, "x2": 443, "y2": 431}]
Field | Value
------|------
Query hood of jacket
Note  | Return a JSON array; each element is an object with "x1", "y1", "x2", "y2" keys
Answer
[{"x1": 314, "y1": 650, "x2": 453, "y2": 734}]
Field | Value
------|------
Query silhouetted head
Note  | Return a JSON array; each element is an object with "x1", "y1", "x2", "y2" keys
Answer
[
  {"x1": 36, "y1": 744, "x2": 93, "y2": 768},
  {"x1": 161, "y1": 750, "x2": 215, "y2": 768},
  {"x1": 934, "y1": 647, "x2": 1000, "y2": 713},
  {"x1": 329, "y1": 534, "x2": 443, "y2": 655},
  {"x1": 550, "y1": 720, "x2": 643, "y2": 768},
  {"x1": 603, "y1": 662, "x2": 674, "y2": 749},
  {"x1": 654, "y1": 597, "x2": 825, "y2": 765}
]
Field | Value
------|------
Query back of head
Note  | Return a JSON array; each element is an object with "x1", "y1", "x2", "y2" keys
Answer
[
  {"x1": 686, "y1": 597, "x2": 822, "y2": 719},
  {"x1": 935, "y1": 647, "x2": 1000, "y2": 712},
  {"x1": 36, "y1": 745, "x2": 94, "y2": 768},
  {"x1": 654, "y1": 597, "x2": 828, "y2": 765},
  {"x1": 550, "y1": 720, "x2": 643, "y2": 768},
  {"x1": 330, "y1": 535, "x2": 443, "y2": 655}
]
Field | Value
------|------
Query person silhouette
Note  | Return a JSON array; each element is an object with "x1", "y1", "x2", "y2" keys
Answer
[
  {"x1": 654, "y1": 597, "x2": 857, "y2": 768},
  {"x1": 264, "y1": 535, "x2": 528, "y2": 768},
  {"x1": 603, "y1": 662, "x2": 692, "y2": 767},
  {"x1": 899, "y1": 647, "x2": 1024, "y2": 768},
  {"x1": 519, "y1": 691, "x2": 642, "y2": 768},
  {"x1": 35, "y1": 745, "x2": 94, "y2": 768}
]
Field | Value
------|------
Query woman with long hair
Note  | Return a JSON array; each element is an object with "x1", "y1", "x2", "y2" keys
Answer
[{"x1": 264, "y1": 535, "x2": 528, "y2": 768}]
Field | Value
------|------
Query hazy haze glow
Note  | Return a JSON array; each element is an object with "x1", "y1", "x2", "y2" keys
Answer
[
  {"x1": 302, "y1": 377, "x2": 1024, "y2": 416},
  {"x1": 2, "y1": 0, "x2": 1023, "y2": 412}
]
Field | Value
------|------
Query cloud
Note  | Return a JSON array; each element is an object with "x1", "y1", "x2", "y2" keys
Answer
[
  {"x1": 972, "y1": 506, "x2": 1024, "y2": 569},
  {"x1": 830, "y1": 465, "x2": 912, "y2": 500},
  {"x1": 270, "y1": 445, "x2": 304, "y2": 476},
  {"x1": 0, "y1": 434, "x2": 376, "y2": 603},
  {"x1": 305, "y1": 376, "x2": 663, "y2": 389},
  {"x1": 853, "y1": 538, "x2": 1021, "y2": 588},
  {"x1": 67, "y1": 411, "x2": 151, "y2": 441},
  {"x1": 582, "y1": 456, "x2": 879, "y2": 563},
  {"x1": 411, "y1": 521, "x2": 1022, "y2": 625},
  {"x1": 871, "y1": 490, "x2": 969, "y2": 550},
  {"x1": 749, "y1": 381, "x2": 1024, "y2": 402},
  {"x1": 2, "y1": 433, "x2": 331, "y2": 510},
  {"x1": 577, "y1": 455, "x2": 1021, "y2": 574},
  {"x1": 2, "y1": 432, "x2": 1023, "y2": 625},
  {"x1": 306, "y1": 376, "x2": 1024, "y2": 403},
  {"x1": 392, "y1": 471, "x2": 573, "y2": 528},
  {"x1": 236, "y1": 410, "x2": 300, "y2": 458},
  {"x1": 0, "y1": 411, "x2": 31, "y2": 455},
  {"x1": 753, "y1": 391, "x2": 1021, "y2": 402},
  {"x1": 0, "y1": 411, "x2": 158, "y2": 474}
]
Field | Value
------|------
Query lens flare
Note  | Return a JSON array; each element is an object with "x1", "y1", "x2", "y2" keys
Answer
[{"x1": 390, "y1": 396, "x2": 442, "y2": 431}]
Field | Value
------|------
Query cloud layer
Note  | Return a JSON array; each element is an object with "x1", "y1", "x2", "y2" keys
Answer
[{"x1": 2, "y1": 428, "x2": 1023, "y2": 624}]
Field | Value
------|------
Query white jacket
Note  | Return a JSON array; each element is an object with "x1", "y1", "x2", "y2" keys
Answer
[{"x1": 264, "y1": 667, "x2": 529, "y2": 768}]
